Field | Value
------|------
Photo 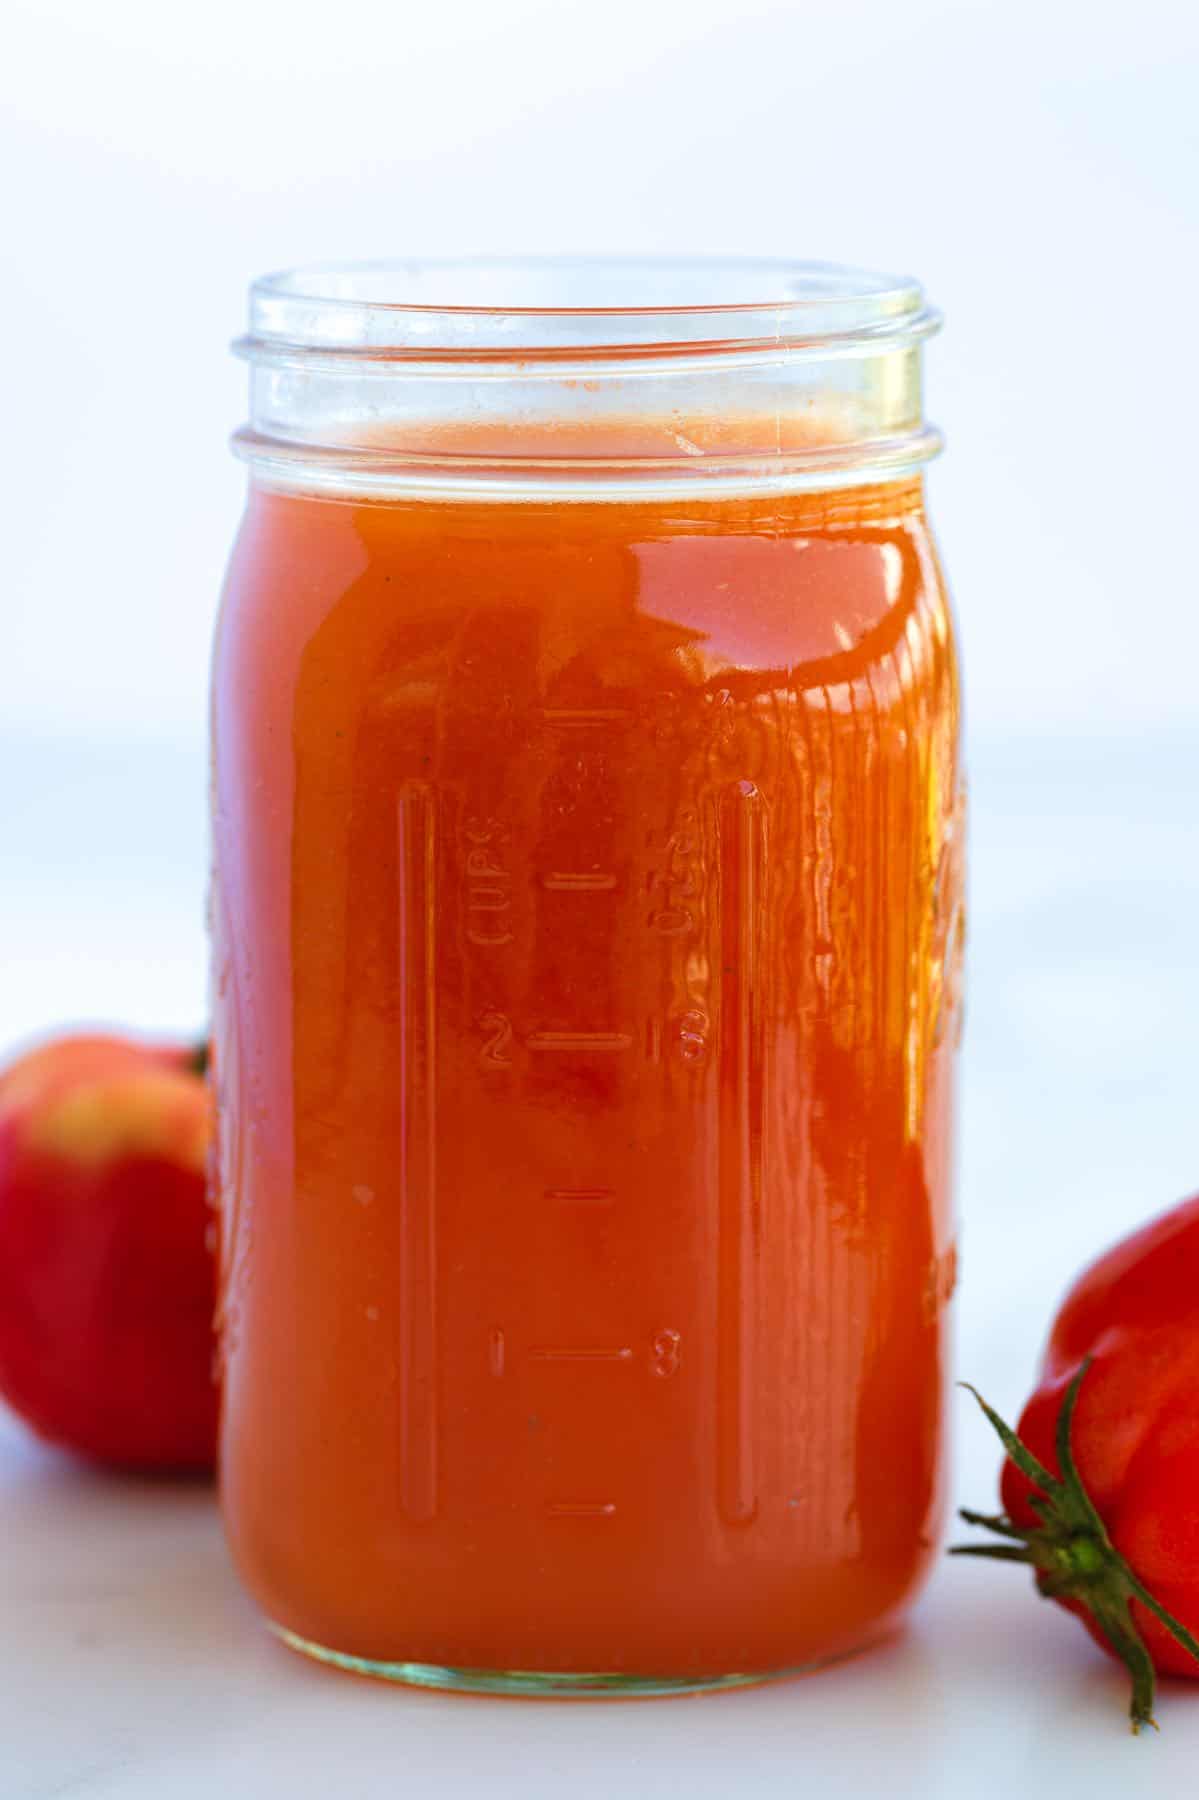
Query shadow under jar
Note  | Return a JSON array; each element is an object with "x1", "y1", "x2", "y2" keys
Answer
[{"x1": 210, "y1": 258, "x2": 964, "y2": 1695}]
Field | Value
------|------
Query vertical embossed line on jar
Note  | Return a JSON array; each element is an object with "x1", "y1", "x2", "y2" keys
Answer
[
  {"x1": 395, "y1": 781, "x2": 439, "y2": 1522},
  {"x1": 716, "y1": 778, "x2": 767, "y2": 1528},
  {"x1": 213, "y1": 258, "x2": 960, "y2": 1692}
]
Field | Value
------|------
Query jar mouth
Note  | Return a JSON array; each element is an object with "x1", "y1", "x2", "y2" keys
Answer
[
  {"x1": 240, "y1": 256, "x2": 940, "y2": 364},
  {"x1": 236, "y1": 256, "x2": 942, "y2": 498}
]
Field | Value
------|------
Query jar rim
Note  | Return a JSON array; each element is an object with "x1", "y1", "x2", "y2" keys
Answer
[
  {"x1": 241, "y1": 256, "x2": 939, "y2": 363},
  {"x1": 235, "y1": 255, "x2": 943, "y2": 497}
]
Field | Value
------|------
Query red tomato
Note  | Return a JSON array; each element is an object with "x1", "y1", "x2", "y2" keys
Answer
[
  {"x1": 0, "y1": 1031, "x2": 216, "y2": 1471},
  {"x1": 958, "y1": 1194, "x2": 1199, "y2": 1730}
]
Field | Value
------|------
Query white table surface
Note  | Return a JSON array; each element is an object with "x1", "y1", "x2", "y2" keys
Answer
[{"x1": 3, "y1": 726, "x2": 1198, "y2": 1797}]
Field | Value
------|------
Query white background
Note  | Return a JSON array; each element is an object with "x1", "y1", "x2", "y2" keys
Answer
[
  {"x1": 2, "y1": 0, "x2": 1198, "y2": 749},
  {"x1": 2, "y1": 2, "x2": 1199, "y2": 1794}
]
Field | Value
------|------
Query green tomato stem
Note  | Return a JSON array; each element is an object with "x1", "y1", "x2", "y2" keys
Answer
[{"x1": 953, "y1": 1358, "x2": 1199, "y2": 1734}]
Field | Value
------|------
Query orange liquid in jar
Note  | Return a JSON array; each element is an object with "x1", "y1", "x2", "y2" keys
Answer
[{"x1": 211, "y1": 465, "x2": 962, "y2": 1683}]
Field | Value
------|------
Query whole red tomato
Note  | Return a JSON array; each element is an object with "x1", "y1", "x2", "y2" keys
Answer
[
  {"x1": 957, "y1": 1193, "x2": 1199, "y2": 1731},
  {"x1": 0, "y1": 1031, "x2": 217, "y2": 1471}
]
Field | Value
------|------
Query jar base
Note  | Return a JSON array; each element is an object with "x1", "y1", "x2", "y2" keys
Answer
[{"x1": 271, "y1": 1622, "x2": 871, "y2": 1697}]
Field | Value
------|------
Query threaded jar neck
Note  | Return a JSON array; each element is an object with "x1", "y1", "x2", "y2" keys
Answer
[{"x1": 234, "y1": 257, "x2": 942, "y2": 500}]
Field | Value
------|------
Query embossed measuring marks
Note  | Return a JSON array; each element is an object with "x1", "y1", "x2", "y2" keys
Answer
[
  {"x1": 527, "y1": 1030, "x2": 633, "y2": 1053},
  {"x1": 646, "y1": 805, "x2": 700, "y2": 937},
  {"x1": 488, "y1": 1325, "x2": 683, "y2": 1517},
  {"x1": 487, "y1": 1333, "x2": 684, "y2": 1379},
  {"x1": 470, "y1": 702, "x2": 722, "y2": 1075},
  {"x1": 470, "y1": 706, "x2": 633, "y2": 1072},
  {"x1": 463, "y1": 816, "x2": 512, "y2": 947},
  {"x1": 478, "y1": 1025, "x2": 634, "y2": 1066},
  {"x1": 484, "y1": 705, "x2": 692, "y2": 1519},
  {"x1": 542, "y1": 872, "x2": 618, "y2": 892},
  {"x1": 400, "y1": 706, "x2": 759, "y2": 1529},
  {"x1": 539, "y1": 707, "x2": 634, "y2": 729}
]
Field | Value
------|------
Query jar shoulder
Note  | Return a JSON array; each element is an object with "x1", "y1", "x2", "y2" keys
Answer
[{"x1": 214, "y1": 483, "x2": 956, "y2": 722}]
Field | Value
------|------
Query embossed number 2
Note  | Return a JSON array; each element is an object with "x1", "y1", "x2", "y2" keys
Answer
[
  {"x1": 478, "y1": 1010, "x2": 514, "y2": 1068},
  {"x1": 651, "y1": 1328, "x2": 682, "y2": 1378}
]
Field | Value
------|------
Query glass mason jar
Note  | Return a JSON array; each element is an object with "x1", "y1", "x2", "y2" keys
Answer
[{"x1": 210, "y1": 259, "x2": 963, "y2": 1695}]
